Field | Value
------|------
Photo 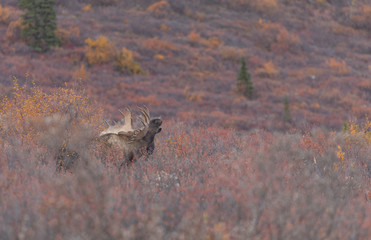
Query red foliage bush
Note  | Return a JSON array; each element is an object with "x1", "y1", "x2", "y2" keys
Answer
[
  {"x1": 146, "y1": 1, "x2": 172, "y2": 18},
  {"x1": 351, "y1": 4, "x2": 371, "y2": 31},
  {"x1": 255, "y1": 20, "x2": 299, "y2": 53}
]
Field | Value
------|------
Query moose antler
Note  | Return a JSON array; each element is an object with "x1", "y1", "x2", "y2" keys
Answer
[
  {"x1": 117, "y1": 107, "x2": 151, "y2": 143},
  {"x1": 100, "y1": 106, "x2": 151, "y2": 140},
  {"x1": 138, "y1": 106, "x2": 150, "y2": 127},
  {"x1": 100, "y1": 108, "x2": 132, "y2": 136},
  {"x1": 119, "y1": 108, "x2": 133, "y2": 129}
]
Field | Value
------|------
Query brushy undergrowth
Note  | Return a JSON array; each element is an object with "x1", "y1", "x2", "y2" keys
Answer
[{"x1": 0, "y1": 83, "x2": 370, "y2": 240}]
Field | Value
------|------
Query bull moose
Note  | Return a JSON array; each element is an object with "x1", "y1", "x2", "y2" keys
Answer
[{"x1": 99, "y1": 106, "x2": 162, "y2": 167}]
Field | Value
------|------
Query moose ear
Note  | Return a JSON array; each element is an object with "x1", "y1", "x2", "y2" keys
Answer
[{"x1": 157, "y1": 128, "x2": 162, "y2": 133}]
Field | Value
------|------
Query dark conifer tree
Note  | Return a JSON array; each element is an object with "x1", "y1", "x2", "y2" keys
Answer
[
  {"x1": 19, "y1": 0, "x2": 60, "y2": 52},
  {"x1": 237, "y1": 57, "x2": 254, "y2": 99},
  {"x1": 283, "y1": 95, "x2": 291, "y2": 123}
]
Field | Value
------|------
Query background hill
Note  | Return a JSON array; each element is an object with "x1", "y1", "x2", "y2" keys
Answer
[{"x1": 1, "y1": 0, "x2": 370, "y2": 131}]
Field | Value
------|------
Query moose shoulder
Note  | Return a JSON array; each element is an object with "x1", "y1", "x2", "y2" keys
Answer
[{"x1": 99, "y1": 107, "x2": 162, "y2": 167}]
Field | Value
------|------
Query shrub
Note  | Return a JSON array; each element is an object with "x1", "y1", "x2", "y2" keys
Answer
[
  {"x1": 55, "y1": 26, "x2": 80, "y2": 46},
  {"x1": 255, "y1": 61, "x2": 279, "y2": 78},
  {"x1": 205, "y1": 36, "x2": 223, "y2": 48},
  {"x1": 220, "y1": 46, "x2": 246, "y2": 62},
  {"x1": 256, "y1": 20, "x2": 299, "y2": 52},
  {"x1": 329, "y1": 21, "x2": 356, "y2": 35},
  {"x1": 73, "y1": 64, "x2": 89, "y2": 81},
  {"x1": 0, "y1": 78, "x2": 102, "y2": 171},
  {"x1": 188, "y1": 30, "x2": 202, "y2": 46},
  {"x1": 0, "y1": 79, "x2": 101, "y2": 138},
  {"x1": 0, "y1": 4, "x2": 10, "y2": 24},
  {"x1": 4, "y1": 18, "x2": 23, "y2": 41},
  {"x1": 154, "y1": 54, "x2": 165, "y2": 60},
  {"x1": 147, "y1": 0, "x2": 172, "y2": 18},
  {"x1": 183, "y1": 86, "x2": 203, "y2": 102},
  {"x1": 143, "y1": 37, "x2": 176, "y2": 51},
  {"x1": 160, "y1": 24, "x2": 171, "y2": 31},
  {"x1": 188, "y1": 30, "x2": 223, "y2": 48},
  {"x1": 114, "y1": 47, "x2": 142, "y2": 75},
  {"x1": 184, "y1": 8, "x2": 205, "y2": 21},
  {"x1": 271, "y1": 27, "x2": 300, "y2": 52},
  {"x1": 334, "y1": 119, "x2": 371, "y2": 182},
  {"x1": 325, "y1": 58, "x2": 349, "y2": 75},
  {"x1": 357, "y1": 79, "x2": 371, "y2": 97},
  {"x1": 82, "y1": 4, "x2": 92, "y2": 11},
  {"x1": 343, "y1": 119, "x2": 371, "y2": 144},
  {"x1": 85, "y1": 35, "x2": 115, "y2": 65},
  {"x1": 252, "y1": 0, "x2": 278, "y2": 12},
  {"x1": 351, "y1": 4, "x2": 371, "y2": 31}
]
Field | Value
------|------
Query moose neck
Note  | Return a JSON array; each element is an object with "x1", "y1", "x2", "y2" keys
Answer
[{"x1": 144, "y1": 130, "x2": 156, "y2": 143}]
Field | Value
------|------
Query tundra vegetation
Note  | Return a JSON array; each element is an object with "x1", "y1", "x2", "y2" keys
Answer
[
  {"x1": 0, "y1": 79, "x2": 369, "y2": 240},
  {"x1": 0, "y1": 0, "x2": 370, "y2": 239}
]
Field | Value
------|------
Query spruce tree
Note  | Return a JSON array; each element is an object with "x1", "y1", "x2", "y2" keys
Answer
[
  {"x1": 283, "y1": 95, "x2": 291, "y2": 123},
  {"x1": 237, "y1": 57, "x2": 253, "y2": 99},
  {"x1": 19, "y1": 0, "x2": 60, "y2": 52}
]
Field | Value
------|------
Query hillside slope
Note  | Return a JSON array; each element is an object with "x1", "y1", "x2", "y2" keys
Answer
[{"x1": 0, "y1": 0, "x2": 370, "y2": 131}]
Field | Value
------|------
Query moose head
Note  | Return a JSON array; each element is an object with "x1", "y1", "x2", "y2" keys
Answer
[{"x1": 99, "y1": 106, "x2": 162, "y2": 167}]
